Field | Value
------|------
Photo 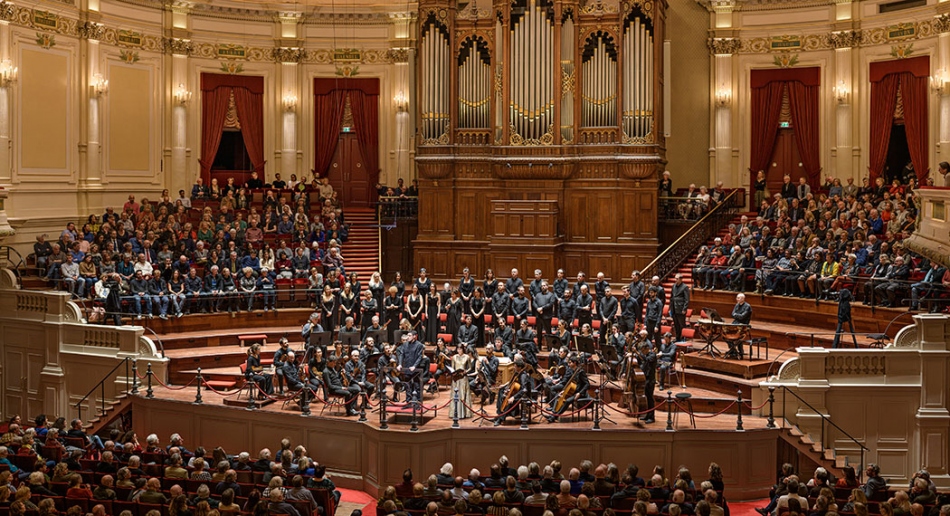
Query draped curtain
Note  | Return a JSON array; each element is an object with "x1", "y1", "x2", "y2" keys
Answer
[
  {"x1": 232, "y1": 87, "x2": 266, "y2": 173},
  {"x1": 313, "y1": 78, "x2": 380, "y2": 178},
  {"x1": 787, "y1": 81, "x2": 821, "y2": 187},
  {"x1": 749, "y1": 81, "x2": 786, "y2": 181},
  {"x1": 867, "y1": 74, "x2": 900, "y2": 183},
  {"x1": 749, "y1": 67, "x2": 821, "y2": 189},
  {"x1": 349, "y1": 90, "x2": 380, "y2": 181},
  {"x1": 312, "y1": 90, "x2": 346, "y2": 178},
  {"x1": 868, "y1": 55, "x2": 930, "y2": 183},
  {"x1": 199, "y1": 74, "x2": 265, "y2": 180}
]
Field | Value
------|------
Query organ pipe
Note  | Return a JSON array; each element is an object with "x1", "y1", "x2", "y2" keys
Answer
[
  {"x1": 458, "y1": 39, "x2": 490, "y2": 129},
  {"x1": 622, "y1": 13, "x2": 653, "y2": 139}
]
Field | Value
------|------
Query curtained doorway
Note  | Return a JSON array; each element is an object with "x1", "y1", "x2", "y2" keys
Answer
[
  {"x1": 767, "y1": 128, "x2": 804, "y2": 192},
  {"x1": 314, "y1": 78, "x2": 379, "y2": 208},
  {"x1": 884, "y1": 124, "x2": 912, "y2": 185},
  {"x1": 199, "y1": 73, "x2": 265, "y2": 188}
]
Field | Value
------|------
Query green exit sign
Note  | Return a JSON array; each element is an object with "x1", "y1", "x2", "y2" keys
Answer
[{"x1": 779, "y1": 121, "x2": 790, "y2": 128}]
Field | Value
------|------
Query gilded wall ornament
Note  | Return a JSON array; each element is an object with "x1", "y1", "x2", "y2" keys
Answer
[{"x1": 708, "y1": 37, "x2": 740, "y2": 55}]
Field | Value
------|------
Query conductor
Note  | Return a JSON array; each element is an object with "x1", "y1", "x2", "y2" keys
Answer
[
  {"x1": 396, "y1": 330, "x2": 426, "y2": 402},
  {"x1": 728, "y1": 293, "x2": 752, "y2": 359}
]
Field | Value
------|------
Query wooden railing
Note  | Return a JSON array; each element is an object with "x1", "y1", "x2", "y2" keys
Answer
[{"x1": 641, "y1": 188, "x2": 743, "y2": 282}]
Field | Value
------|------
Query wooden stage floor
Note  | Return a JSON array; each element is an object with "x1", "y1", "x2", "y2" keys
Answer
[{"x1": 144, "y1": 381, "x2": 774, "y2": 433}]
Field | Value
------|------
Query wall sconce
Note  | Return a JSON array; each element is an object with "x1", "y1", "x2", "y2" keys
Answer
[
  {"x1": 173, "y1": 83, "x2": 192, "y2": 105},
  {"x1": 91, "y1": 73, "x2": 108, "y2": 97},
  {"x1": 282, "y1": 93, "x2": 298, "y2": 112},
  {"x1": 0, "y1": 60, "x2": 17, "y2": 87},
  {"x1": 833, "y1": 80, "x2": 850, "y2": 105},
  {"x1": 393, "y1": 90, "x2": 409, "y2": 112},
  {"x1": 931, "y1": 69, "x2": 950, "y2": 96},
  {"x1": 714, "y1": 85, "x2": 731, "y2": 108}
]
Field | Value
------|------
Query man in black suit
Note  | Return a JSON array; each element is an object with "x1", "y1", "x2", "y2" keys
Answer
[
  {"x1": 669, "y1": 273, "x2": 690, "y2": 342},
  {"x1": 397, "y1": 331, "x2": 426, "y2": 402},
  {"x1": 639, "y1": 341, "x2": 657, "y2": 424}
]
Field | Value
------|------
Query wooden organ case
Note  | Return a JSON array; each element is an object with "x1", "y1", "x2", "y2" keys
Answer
[{"x1": 413, "y1": 0, "x2": 667, "y2": 281}]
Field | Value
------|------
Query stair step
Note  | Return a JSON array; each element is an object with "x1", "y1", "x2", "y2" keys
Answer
[
  {"x1": 823, "y1": 449, "x2": 836, "y2": 461},
  {"x1": 789, "y1": 426, "x2": 804, "y2": 437}
]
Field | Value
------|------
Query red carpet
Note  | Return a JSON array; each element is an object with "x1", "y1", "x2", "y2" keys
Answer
[
  {"x1": 339, "y1": 487, "x2": 378, "y2": 514},
  {"x1": 730, "y1": 498, "x2": 770, "y2": 516}
]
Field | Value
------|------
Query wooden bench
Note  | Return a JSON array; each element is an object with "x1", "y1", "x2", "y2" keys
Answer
[{"x1": 238, "y1": 334, "x2": 267, "y2": 347}]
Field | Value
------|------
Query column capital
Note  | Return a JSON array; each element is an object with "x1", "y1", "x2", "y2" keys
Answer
[
  {"x1": 708, "y1": 37, "x2": 740, "y2": 56},
  {"x1": 387, "y1": 47, "x2": 411, "y2": 63},
  {"x1": 164, "y1": 37, "x2": 194, "y2": 56},
  {"x1": 0, "y1": 1, "x2": 15, "y2": 22},
  {"x1": 272, "y1": 46, "x2": 305, "y2": 63},
  {"x1": 935, "y1": 14, "x2": 950, "y2": 34},
  {"x1": 77, "y1": 21, "x2": 106, "y2": 41}
]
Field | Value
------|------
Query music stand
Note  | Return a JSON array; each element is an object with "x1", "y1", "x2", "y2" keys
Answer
[
  {"x1": 393, "y1": 330, "x2": 407, "y2": 346},
  {"x1": 599, "y1": 344, "x2": 620, "y2": 383},
  {"x1": 365, "y1": 329, "x2": 386, "y2": 345},
  {"x1": 308, "y1": 331, "x2": 331, "y2": 352},
  {"x1": 575, "y1": 335, "x2": 596, "y2": 356},
  {"x1": 542, "y1": 334, "x2": 561, "y2": 352},
  {"x1": 365, "y1": 352, "x2": 383, "y2": 374},
  {"x1": 340, "y1": 332, "x2": 360, "y2": 350}
]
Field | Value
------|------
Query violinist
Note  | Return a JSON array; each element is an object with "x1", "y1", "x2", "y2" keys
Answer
[
  {"x1": 345, "y1": 349, "x2": 375, "y2": 403},
  {"x1": 325, "y1": 354, "x2": 360, "y2": 416},
  {"x1": 360, "y1": 336, "x2": 380, "y2": 363},
  {"x1": 245, "y1": 343, "x2": 273, "y2": 397},
  {"x1": 543, "y1": 348, "x2": 571, "y2": 403},
  {"x1": 377, "y1": 344, "x2": 401, "y2": 402},
  {"x1": 546, "y1": 354, "x2": 590, "y2": 423},
  {"x1": 493, "y1": 358, "x2": 533, "y2": 427},
  {"x1": 471, "y1": 347, "x2": 499, "y2": 404},
  {"x1": 516, "y1": 323, "x2": 541, "y2": 370},
  {"x1": 307, "y1": 347, "x2": 327, "y2": 391},
  {"x1": 431, "y1": 338, "x2": 452, "y2": 385},
  {"x1": 637, "y1": 341, "x2": 657, "y2": 424},
  {"x1": 656, "y1": 334, "x2": 676, "y2": 391},
  {"x1": 516, "y1": 319, "x2": 536, "y2": 347}
]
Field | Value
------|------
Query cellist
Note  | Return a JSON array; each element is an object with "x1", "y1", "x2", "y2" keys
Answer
[
  {"x1": 545, "y1": 354, "x2": 590, "y2": 423},
  {"x1": 493, "y1": 357, "x2": 533, "y2": 427}
]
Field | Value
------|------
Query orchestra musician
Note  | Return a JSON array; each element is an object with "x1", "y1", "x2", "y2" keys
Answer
[
  {"x1": 493, "y1": 357, "x2": 533, "y2": 427},
  {"x1": 656, "y1": 334, "x2": 676, "y2": 390},
  {"x1": 281, "y1": 351, "x2": 309, "y2": 411},
  {"x1": 511, "y1": 286, "x2": 530, "y2": 330},
  {"x1": 344, "y1": 349, "x2": 375, "y2": 404},
  {"x1": 302, "y1": 312, "x2": 324, "y2": 352},
  {"x1": 430, "y1": 338, "x2": 452, "y2": 389},
  {"x1": 669, "y1": 274, "x2": 691, "y2": 343},
  {"x1": 533, "y1": 281, "x2": 556, "y2": 337},
  {"x1": 558, "y1": 289, "x2": 577, "y2": 330},
  {"x1": 599, "y1": 286, "x2": 619, "y2": 337},
  {"x1": 637, "y1": 341, "x2": 657, "y2": 424},
  {"x1": 516, "y1": 323, "x2": 541, "y2": 370},
  {"x1": 643, "y1": 288, "x2": 663, "y2": 343},
  {"x1": 360, "y1": 290, "x2": 378, "y2": 335},
  {"x1": 728, "y1": 293, "x2": 753, "y2": 359},
  {"x1": 543, "y1": 347, "x2": 572, "y2": 402},
  {"x1": 471, "y1": 347, "x2": 499, "y2": 405},
  {"x1": 359, "y1": 336, "x2": 380, "y2": 363},
  {"x1": 495, "y1": 318, "x2": 515, "y2": 359},
  {"x1": 307, "y1": 347, "x2": 327, "y2": 391},
  {"x1": 546, "y1": 354, "x2": 590, "y2": 423},
  {"x1": 457, "y1": 314, "x2": 479, "y2": 350},
  {"x1": 450, "y1": 341, "x2": 473, "y2": 419},
  {"x1": 339, "y1": 317, "x2": 359, "y2": 340},
  {"x1": 325, "y1": 354, "x2": 360, "y2": 416},
  {"x1": 492, "y1": 283, "x2": 510, "y2": 329},
  {"x1": 396, "y1": 331, "x2": 426, "y2": 402},
  {"x1": 384, "y1": 286, "x2": 403, "y2": 344},
  {"x1": 627, "y1": 271, "x2": 645, "y2": 324},
  {"x1": 377, "y1": 344, "x2": 401, "y2": 402},
  {"x1": 575, "y1": 285, "x2": 594, "y2": 330},
  {"x1": 272, "y1": 338, "x2": 291, "y2": 394},
  {"x1": 245, "y1": 343, "x2": 273, "y2": 397}
]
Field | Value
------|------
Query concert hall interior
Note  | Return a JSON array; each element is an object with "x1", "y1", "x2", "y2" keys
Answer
[{"x1": 4, "y1": 0, "x2": 950, "y2": 513}]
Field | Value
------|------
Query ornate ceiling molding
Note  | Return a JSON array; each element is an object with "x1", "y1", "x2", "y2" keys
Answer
[
  {"x1": 828, "y1": 29, "x2": 861, "y2": 49},
  {"x1": 272, "y1": 46, "x2": 305, "y2": 63},
  {"x1": 708, "y1": 37, "x2": 740, "y2": 55}
]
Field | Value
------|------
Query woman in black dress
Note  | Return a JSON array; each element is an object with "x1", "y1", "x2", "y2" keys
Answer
[
  {"x1": 406, "y1": 284, "x2": 424, "y2": 333},
  {"x1": 470, "y1": 287, "x2": 486, "y2": 347},
  {"x1": 339, "y1": 282, "x2": 359, "y2": 329},
  {"x1": 459, "y1": 268, "x2": 476, "y2": 313},
  {"x1": 320, "y1": 285, "x2": 337, "y2": 332},
  {"x1": 360, "y1": 290, "x2": 378, "y2": 333},
  {"x1": 483, "y1": 269, "x2": 497, "y2": 326},
  {"x1": 368, "y1": 272, "x2": 385, "y2": 310},
  {"x1": 383, "y1": 286, "x2": 403, "y2": 344},
  {"x1": 391, "y1": 271, "x2": 406, "y2": 300},
  {"x1": 444, "y1": 289, "x2": 463, "y2": 341},
  {"x1": 425, "y1": 283, "x2": 441, "y2": 344}
]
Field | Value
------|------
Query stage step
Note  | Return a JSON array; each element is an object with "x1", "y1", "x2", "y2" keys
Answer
[{"x1": 779, "y1": 425, "x2": 846, "y2": 479}]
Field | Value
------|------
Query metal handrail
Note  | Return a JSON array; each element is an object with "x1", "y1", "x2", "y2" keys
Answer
[
  {"x1": 75, "y1": 357, "x2": 131, "y2": 421},
  {"x1": 780, "y1": 385, "x2": 868, "y2": 478},
  {"x1": 641, "y1": 189, "x2": 744, "y2": 282}
]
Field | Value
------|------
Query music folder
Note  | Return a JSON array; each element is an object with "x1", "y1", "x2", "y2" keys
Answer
[{"x1": 308, "y1": 331, "x2": 331, "y2": 350}]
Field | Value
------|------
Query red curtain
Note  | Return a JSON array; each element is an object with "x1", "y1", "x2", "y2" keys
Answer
[
  {"x1": 749, "y1": 81, "x2": 786, "y2": 183},
  {"x1": 901, "y1": 72, "x2": 930, "y2": 183},
  {"x1": 232, "y1": 86, "x2": 266, "y2": 173},
  {"x1": 349, "y1": 90, "x2": 380, "y2": 179},
  {"x1": 313, "y1": 90, "x2": 346, "y2": 178},
  {"x1": 198, "y1": 86, "x2": 232, "y2": 181},
  {"x1": 787, "y1": 81, "x2": 821, "y2": 186},
  {"x1": 867, "y1": 74, "x2": 901, "y2": 182}
]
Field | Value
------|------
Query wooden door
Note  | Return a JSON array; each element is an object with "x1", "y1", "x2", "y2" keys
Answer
[
  {"x1": 3, "y1": 345, "x2": 45, "y2": 420},
  {"x1": 327, "y1": 134, "x2": 371, "y2": 207},
  {"x1": 767, "y1": 128, "x2": 804, "y2": 192}
]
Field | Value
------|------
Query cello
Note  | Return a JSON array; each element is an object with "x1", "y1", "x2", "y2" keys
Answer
[
  {"x1": 498, "y1": 367, "x2": 523, "y2": 414},
  {"x1": 554, "y1": 363, "x2": 583, "y2": 413}
]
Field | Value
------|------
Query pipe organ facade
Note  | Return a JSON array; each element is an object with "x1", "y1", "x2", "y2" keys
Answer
[{"x1": 413, "y1": 0, "x2": 668, "y2": 281}]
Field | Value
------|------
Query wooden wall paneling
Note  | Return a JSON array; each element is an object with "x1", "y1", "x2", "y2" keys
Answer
[
  {"x1": 566, "y1": 193, "x2": 588, "y2": 241},
  {"x1": 454, "y1": 251, "x2": 481, "y2": 274},
  {"x1": 383, "y1": 443, "x2": 413, "y2": 487},
  {"x1": 637, "y1": 191, "x2": 656, "y2": 237},
  {"x1": 587, "y1": 253, "x2": 616, "y2": 278},
  {"x1": 365, "y1": 436, "x2": 380, "y2": 485},
  {"x1": 563, "y1": 252, "x2": 585, "y2": 275},
  {"x1": 421, "y1": 440, "x2": 451, "y2": 480},
  {"x1": 620, "y1": 191, "x2": 640, "y2": 240},
  {"x1": 458, "y1": 191, "x2": 479, "y2": 239},
  {"x1": 527, "y1": 441, "x2": 595, "y2": 469},
  {"x1": 591, "y1": 191, "x2": 616, "y2": 241}
]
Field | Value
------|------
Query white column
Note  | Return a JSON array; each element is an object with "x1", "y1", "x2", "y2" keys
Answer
[
  {"x1": 713, "y1": 52, "x2": 734, "y2": 187},
  {"x1": 394, "y1": 60, "x2": 410, "y2": 178},
  {"x1": 86, "y1": 39, "x2": 102, "y2": 186},
  {"x1": 937, "y1": 32, "x2": 950, "y2": 167},
  {"x1": 171, "y1": 54, "x2": 188, "y2": 195},
  {"x1": 281, "y1": 62, "x2": 297, "y2": 180},
  {"x1": 834, "y1": 47, "x2": 853, "y2": 181},
  {"x1": 0, "y1": 21, "x2": 12, "y2": 185}
]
